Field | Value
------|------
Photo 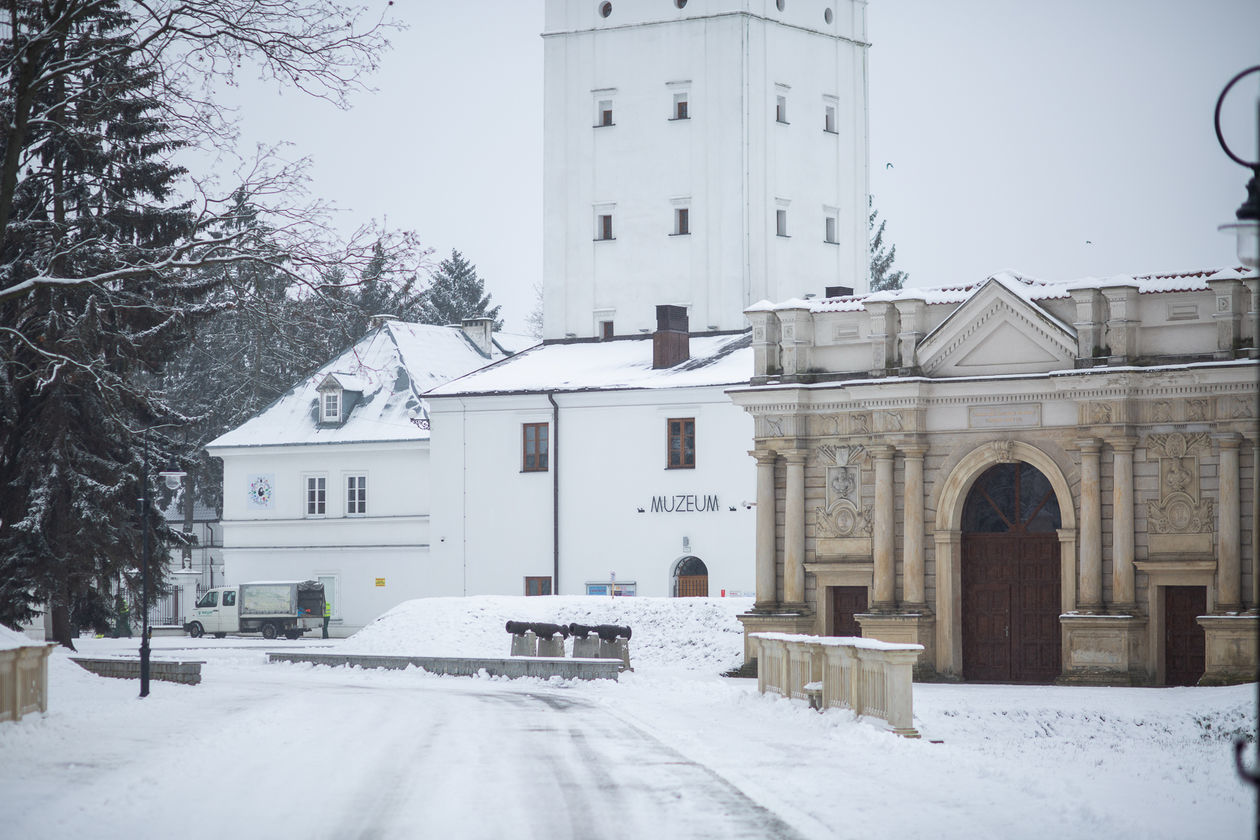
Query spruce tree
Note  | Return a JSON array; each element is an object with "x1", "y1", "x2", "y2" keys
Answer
[
  {"x1": 869, "y1": 197, "x2": 909, "y2": 293},
  {"x1": 420, "y1": 249, "x2": 503, "y2": 330}
]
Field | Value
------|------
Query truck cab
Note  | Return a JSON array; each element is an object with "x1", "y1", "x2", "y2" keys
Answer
[{"x1": 187, "y1": 587, "x2": 238, "y2": 638}]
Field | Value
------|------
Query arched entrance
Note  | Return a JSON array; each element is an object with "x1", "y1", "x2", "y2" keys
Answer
[
  {"x1": 961, "y1": 462, "x2": 1063, "y2": 682},
  {"x1": 673, "y1": 556, "x2": 709, "y2": 597}
]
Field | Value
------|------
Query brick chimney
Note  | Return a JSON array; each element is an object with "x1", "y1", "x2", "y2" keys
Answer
[
  {"x1": 461, "y1": 317, "x2": 494, "y2": 356},
  {"x1": 652, "y1": 304, "x2": 690, "y2": 369}
]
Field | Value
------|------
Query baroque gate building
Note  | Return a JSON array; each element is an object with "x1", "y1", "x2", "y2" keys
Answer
[{"x1": 730, "y1": 270, "x2": 1258, "y2": 685}]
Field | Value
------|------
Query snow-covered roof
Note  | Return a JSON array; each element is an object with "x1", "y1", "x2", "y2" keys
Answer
[
  {"x1": 426, "y1": 332, "x2": 753, "y2": 397},
  {"x1": 772, "y1": 267, "x2": 1255, "y2": 314},
  {"x1": 208, "y1": 322, "x2": 536, "y2": 449},
  {"x1": 162, "y1": 496, "x2": 219, "y2": 524}
]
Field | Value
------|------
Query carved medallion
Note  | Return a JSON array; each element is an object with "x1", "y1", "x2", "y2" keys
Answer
[{"x1": 1144, "y1": 432, "x2": 1213, "y2": 536}]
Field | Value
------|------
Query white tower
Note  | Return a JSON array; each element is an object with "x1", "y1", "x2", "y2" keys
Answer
[{"x1": 542, "y1": 0, "x2": 870, "y2": 340}]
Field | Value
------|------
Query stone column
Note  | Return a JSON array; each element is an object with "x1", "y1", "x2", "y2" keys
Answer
[
  {"x1": 783, "y1": 449, "x2": 809, "y2": 607},
  {"x1": 752, "y1": 450, "x2": 779, "y2": 609},
  {"x1": 1109, "y1": 437, "x2": 1137, "y2": 612},
  {"x1": 934, "y1": 529, "x2": 963, "y2": 677},
  {"x1": 872, "y1": 445, "x2": 897, "y2": 611},
  {"x1": 1077, "y1": 438, "x2": 1103, "y2": 612},
  {"x1": 901, "y1": 445, "x2": 927, "y2": 608},
  {"x1": 1216, "y1": 433, "x2": 1242, "y2": 612}
]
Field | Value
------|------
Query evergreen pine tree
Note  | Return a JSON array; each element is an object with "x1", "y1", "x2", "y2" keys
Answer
[
  {"x1": 420, "y1": 249, "x2": 503, "y2": 330},
  {"x1": 869, "y1": 196, "x2": 909, "y2": 293}
]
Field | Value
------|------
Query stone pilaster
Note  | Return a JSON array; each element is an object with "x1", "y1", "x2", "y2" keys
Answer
[
  {"x1": 901, "y1": 444, "x2": 927, "y2": 608},
  {"x1": 1109, "y1": 437, "x2": 1137, "y2": 612},
  {"x1": 751, "y1": 449, "x2": 779, "y2": 609},
  {"x1": 782, "y1": 449, "x2": 809, "y2": 608},
  {"x1": 1216, "y1": 433, "x2": 1242, "y2": 611},
  {"x1": 1077, "y1": 438, "x2": 1103, "y2": 612},
  {"x1": 871, "y1": 445, "x2": 897, "y2": 610}
]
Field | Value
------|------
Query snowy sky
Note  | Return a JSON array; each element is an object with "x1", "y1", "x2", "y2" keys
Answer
[{"x1": 217, "y1": 0, "x2": 1260, "y2": 332}]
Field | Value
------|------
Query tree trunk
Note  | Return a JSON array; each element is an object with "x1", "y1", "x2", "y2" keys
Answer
[{"x1": 50, "y1": 589, "x2": 77, "y2": 651}]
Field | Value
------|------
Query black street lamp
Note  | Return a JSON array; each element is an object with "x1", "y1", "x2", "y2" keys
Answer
[
  {"x1": 1215, "y1": 65, "x2": 1260, "y2": 269},
  {"x1": 138, "y1": 426, "x2": 185, "y2": 698}
]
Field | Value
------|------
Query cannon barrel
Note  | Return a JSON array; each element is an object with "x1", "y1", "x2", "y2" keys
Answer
[
  {"x1": 568, "y1": 622, "x2": 598, "y2": 639},
  {"x1": 594, "y1": 624, "x2": 632, "y2": 642},
  {"x1": 530, "y1": 622, "x2": 569, "y2": 639},
  {"x1": 505, "y1": 620, "x2": 570, "y2": 638}
]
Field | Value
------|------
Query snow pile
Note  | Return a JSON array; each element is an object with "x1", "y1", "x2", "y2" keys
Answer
[
  {"x1": 0, "y1": 622, "x2": 40, "y2": 649},
  {"x1": 344, "y1": 595, "x2": 754, "y2": 672}
]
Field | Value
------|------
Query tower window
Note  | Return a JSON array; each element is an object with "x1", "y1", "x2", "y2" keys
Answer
[
  {"x1": 597, "y1": 99, "x2": 613, "y2": 127},
  {"x1": 825, "y1": 215, "x2": 837, "y2": 244},
  {"x1": 672, "y1": 92, "x2": 689, "y2": 120},
  {"x1": 596, "y1": 213, "x2": 614, "y2": 241},
  {"x1": 776, "y1": 209, "x2": 789, "y2": 237},
  {"x1": 776, "y1": 95, "x2": 788, "y2": 124},
  {"x1": 675, "y1": 207, "x2": 690, "y2": 236},
  {"x1": 824, "y1": 104, "x2": 837, "y2": 133}
]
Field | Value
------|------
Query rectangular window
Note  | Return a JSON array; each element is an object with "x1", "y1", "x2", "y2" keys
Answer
[
  {"x1": 600, "y1": 320, "x2": 614, "y2": 340},
  {"x1": 597, "y1": 99, "x2": 613, "y2": 127},
  {"x1": 776, "y1": 209, "x2": 789, "y2": 237},
  {"x1": 523, "y1": 423, "x2": 549, "y2": 472},
  {"x1": 675, "y1": 207, "x2": 690, "y2": 235},
  {"x1": 222, "y1": 590, "x2": 236, "y2": 607},
  {"x1": 776, "y1": 95, "x2": 788, "y2": 123},
  {"x1": 525, "y1": 576, "x2": 553, "y2": 596},
  {"x1": 824, "y1": 104, "x2": 837, "y2": 133},
  {"x1": 667, "y1": 418, "x2": 696, "y2": 469},
  {"x1": 825, "y1": 215, "x2": 837, "y2": 244},
  {"x1": 322, "y1": 392, "x2": 340, "y2": 422},
  {"x1": 305, "y1": 475, "x2": 326, "y2": 516},
  {"x1": 597, "y1": 213, "x2": 614, "y2": 241},
  {"x1": 672, "y1": 93, "x2": 689, "y2": 120},
  {"x1": 346, "y1": 475, "x2": 366, "y2": 515},
  {"x1": 196, "y1": 591, "x2": 218, "y2": 608}
]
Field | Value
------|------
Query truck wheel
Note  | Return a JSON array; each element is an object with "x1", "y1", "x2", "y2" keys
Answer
[
  {"x1": 284, "y1": 630, "x2": 301, "y2": 640},
  {"x1": 188, "y1": 622, "x2": 204, "y2": 638},
  {"x1": 261, "y1": 622, "x2": 278, "y2": 640},
  {"x1": 213, "y1": 633, "x2": 226, "y2": 639}
]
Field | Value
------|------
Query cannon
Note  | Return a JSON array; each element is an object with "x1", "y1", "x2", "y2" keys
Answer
[
  {"x1": 505, "y1": 620, "x2": 569, "y2": 657},
  {"x1": 594, "y1": 624, "x2": 632, "y2": 643},
  {"x1": 567, "y1": 623, "x2": 632, "y2": 669}
]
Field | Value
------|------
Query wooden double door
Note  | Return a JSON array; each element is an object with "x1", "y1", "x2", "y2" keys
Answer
[
  {"x1": 962, "y1": 532, "x2": 1062, "y2": 683},
  {"x1": 1164, "y1": 586, "x2": 1206, "y2": 686}
]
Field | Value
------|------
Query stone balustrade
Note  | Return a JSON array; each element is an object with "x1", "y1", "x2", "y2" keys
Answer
[
  {"x1": 751, "y1": 632, "x2": 923, "y2": 737},
  {"x1": 0, "y1": 643, "x2": 53, "y2": 722}
]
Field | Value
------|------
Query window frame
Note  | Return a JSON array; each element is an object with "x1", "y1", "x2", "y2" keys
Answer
[
  {"x1": 596, "y1": 98, "x2": 614, "y2": 127},
  {"x1": 345, "y1": 474, "x2": 367, "y2": 516},
  {"x1": 525, "y1": 576, "x2": 553, "y2": 596},
  {"x1": 321, "y1": 391, "x2": 341, "y2": 423},
  {"x1": 776, "y1": 208, "x2": 789, "y2": 238},
  {"x1": 667, "y1": 417, "x2": 696, "y2": 470},
  {"x1": 596, "y1": 212, "x2": 614, "y2": 241},
  {"x1": 775, "y1": 94, "x2": 788, "y2": 124},
  {"x1": 674, "y1": 206, "x2": 690, "y2": 236},
  {"x1": 304, "y1": 474, "x2": 327, "y2": 517},
  {"x1": 522, "y1": 422, "x2": 550, "y2": 472},
  {"x1": 825, "y1": 214, "x2": 838, "y2": 244},
  {"x1": 672, "y1": 92, "x2": 689, "y2": 121},
  {"x1": 824, "y1": 102, "x2": 837, "y2": 134}
]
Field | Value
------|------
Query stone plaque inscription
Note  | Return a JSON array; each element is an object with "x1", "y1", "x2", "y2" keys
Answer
[{"x1": 968, "y1": 404, "x2": 1041, "y2": 429}]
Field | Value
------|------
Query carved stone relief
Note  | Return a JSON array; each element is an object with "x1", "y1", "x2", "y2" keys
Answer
[
  {"x1": 1152, "y1": 400, "x2": 1172, "y2": 423},
  {"x1": 815, "y1": 444, "x2": 871, "y2": 539},
  {"x1": 851, "y1": 412, "x2": 870, "y2": 435},
  {"x1": 1187, "y1": 398, "x2": 1211, "y2": 422},
  {"x1": 1145, "y1": 433, "x2": 1214, "y2": 536},
  {"x1": 1230, "y1": 396, "x2": 1253, "y2": 419},
  {"x1": 990, "y1": 440, "x2": 1015, "y2": 464},
  {"x1": 764, "y1": 416, "x2": 785, "y2": 438},
  {"x1": 1090, "y1": 402, "x2": 1113, "y2": 425}
]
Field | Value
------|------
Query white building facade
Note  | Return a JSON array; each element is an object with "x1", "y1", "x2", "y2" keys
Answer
[
  {"x1": 543, "y1": 0, "x2": 870, "y2": 340},
  {"x1": 207, "y1": 320, "x2": 531, "y2": 635},
  {"x1": 427, "y1": 328, "x2": 757, "y2": 598}
]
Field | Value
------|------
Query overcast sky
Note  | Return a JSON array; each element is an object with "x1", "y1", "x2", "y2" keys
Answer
[{"x1": 223, "y1": 1, "x2": 1260, "y2": 332}]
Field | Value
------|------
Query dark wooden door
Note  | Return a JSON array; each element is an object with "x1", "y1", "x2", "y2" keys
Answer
[
  {"x1": 1164, "y1": 586, "x2": 1206, "y2": 686},
  {"x1": 830, "y1": 586, "x2": 867, "y2": 638},
  {"x1": 962, "y1": 533, "x2": 1061, "y2": 682},
  {"x1": 677, "y1": 575, "x2": 708, "y2": 597}
]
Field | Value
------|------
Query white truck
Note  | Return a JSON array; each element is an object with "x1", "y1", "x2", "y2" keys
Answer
[{"x1": 184, "y1": 580, "x2": 325, "y2": 640}]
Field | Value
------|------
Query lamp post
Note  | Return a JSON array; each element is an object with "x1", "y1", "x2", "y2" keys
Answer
[
  {"x1": 1215, "y1": 68, "x2": 1260, "y2": 808},
  {"x1": 1215, "y1": 65, "x2": 1260, "y2": 269},
  {"x1": 138, "y1": 426, "x2": 185, "y2": 698}
]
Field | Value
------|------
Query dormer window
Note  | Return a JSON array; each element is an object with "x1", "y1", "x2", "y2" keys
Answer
[{"x1": 322, "y1": 391, "x2": 342, "y2": 423}]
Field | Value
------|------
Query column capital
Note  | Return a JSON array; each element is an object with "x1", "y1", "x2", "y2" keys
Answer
[
  {"x1": 900, "y1": 443, "x2": 929, "y2": 458},
  {"x1": 869, "y1": 443, "x2": 897, "y2": 460},
  {"x1": 1075, "y1": 437, "x2": 1102, "y2": 454},
  {"x1": 749, "y1": 449, "x2": 779, "y2": 465},
  {"x1": 1214, "y1": 432, "x2": 1243, "y2": 450},
  {"x1": 1106, "y1": 436, "x2": 1139, "y2": 452},
  {"x1": 781, "y1": 448, "x2": 810, "y2": 464}
]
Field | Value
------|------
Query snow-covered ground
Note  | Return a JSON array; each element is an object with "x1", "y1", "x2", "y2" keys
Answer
[{"x1": 2, "y1": 596, "x2": 1255, "y2": 839}]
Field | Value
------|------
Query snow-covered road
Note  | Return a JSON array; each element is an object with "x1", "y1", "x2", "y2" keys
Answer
[{"x1": 3, "y1": 598, "x2": 1255, "y2": 840}]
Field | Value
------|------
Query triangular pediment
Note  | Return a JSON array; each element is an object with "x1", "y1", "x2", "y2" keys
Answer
[{"x1": 916, "y1": 276, "x2": 1077, "y2": 378}]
